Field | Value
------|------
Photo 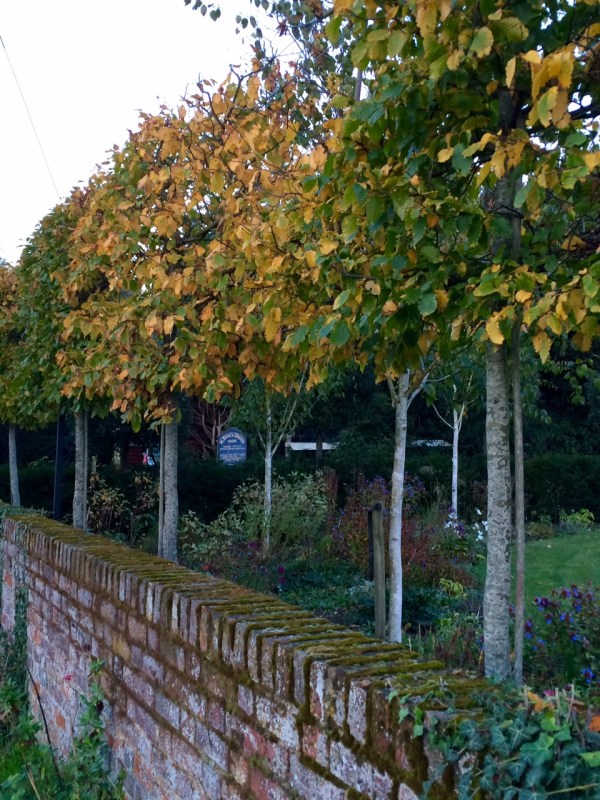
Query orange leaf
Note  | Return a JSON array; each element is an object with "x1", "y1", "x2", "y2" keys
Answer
[{"x1": 589, "y1": 715, "x2": 600, "y2": 733}]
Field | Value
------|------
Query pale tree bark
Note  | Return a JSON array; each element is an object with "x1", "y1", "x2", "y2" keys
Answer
[
  {"x1": 451, "y1": 406, "x2": 465, "y2": 517},
  {"x1": 72, "y1": 410, "x2": 88, "y2": 530},
  {"x1": 158, "y1": 422, "x2": 166, "y2": 556},
  {"x1": 483, "y1": 86, "x2": 521, "y2": 680},
  {"x1": 432, "y1": 394, "x2": 466, "y2": 517},
  {"x1": 262, "y1": 391, "x2": 273, "y2": 559},
  {"x1": 387, "y1": 370, "x2": 427, "y2": 643},
  {"x1": 512, "y1": 314, "x2": 526, "y2": 684},
  {"x1": 484, "y1": 343, "x2": 513, "y2": 679},
  {"x1": 158, "y1": 420, "x2": 179, "y2": 562},
  {"x1": 8, "y1": 423, "x2": 20, "y2": 507}
]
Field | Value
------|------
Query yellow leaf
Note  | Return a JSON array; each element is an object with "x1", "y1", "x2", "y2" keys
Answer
[
  {"x1": 583, "y1": 152, "x2": 600, "y2": 171},
  {"x1": 447, "y1": 49, "x2": 463, "y2": 71},
  {"x1": 522, "y1": 50, "x2": 542, "y2": 65},
  {"x1": 532, "y1": 331, "x2": 551, "y2": 363},
  {"x1": 365, "y1": 280, "x2": 381, "y2": 296},
  {"x1": 515, "y1": 290, "x2": 532, "y2": 303},
  {"x1": 382, "y1": 299, "x2": 398, "y2": 315},
  {"x1": 264, "y1": 317, "x2": 280, "y2": 342},
  {"x1": 306, "y1": 250, "x2": 317, "y2": 268},
  {"x1": 552, "y1": 87, "x2": 570, "y2": 128},
  {"x1": 438, "y1": 147, "x2": 454, "y2": 163},
  {"x1": 486, "y1": 317, "x2": 505, "y2": 345},
  {"x1": 163, "y1": 316, "x2": 175, "y2": 336},
  {"x1": 435, "y1": 289, "x2": 449, "y2": 311},
  {"x1": 505, "y1": 57, "x2": 517, "y2": 88},
  {"x1": 333, "y1": 0, "x2": 354, "y2": 12},
  {"x1": 320, "y1": 239, "x2": 338, "y2": 255}
]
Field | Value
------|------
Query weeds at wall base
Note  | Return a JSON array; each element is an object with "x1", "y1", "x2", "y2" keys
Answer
[{"x1": 0, "y1": 573, "x2": 123, "y2": 799}]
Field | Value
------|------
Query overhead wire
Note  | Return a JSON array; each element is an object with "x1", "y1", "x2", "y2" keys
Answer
[{"x1": 1, "y1": 32, "x2": 61, "y2": 199}]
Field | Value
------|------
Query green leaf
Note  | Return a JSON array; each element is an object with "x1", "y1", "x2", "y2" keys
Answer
[
  {"x1": 419, "y1": 293, "x2": 437, "y2": 316},
  {"x1": 469, "y1": 27, "x2": 494, "y2": 58},
  {"x1": 325, "y1": 14, "x2": 343, "y2": 44},
  {"x1": 520, "y1": 732, "x2": 554, "y2": 765},
  {"x1": 351, "y1": 40, "x2": 369, "y2": 68},
  {"x1": 333, "y1": 290, "x2": 351, "y2": 311},
  {"x1": 342, "y1": 215, "x2": 359, "y2": 239},
  {"x1": 366, "y1": 197, "x2": 384, "y2": 225},
  {"x1": 582, "y1": 751, "x2": 600, "y2": 768},
  {"x1": 388, "y1": 30, "x2": 406, "y2": 57},
  {"x1": 330, "y1": 320, "x2": 350, "y2": 346},
  {"x1": 488, "y1": 17, "x2": 529, "y2": 43},
  {"x1": 583, "y1": 273, "x2": 598, "y2": 299},
  {"x1": 289, "y1": 326, "x2": 307, "y2": 346}
]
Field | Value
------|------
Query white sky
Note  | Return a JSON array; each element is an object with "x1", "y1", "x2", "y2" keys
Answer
[{"x1": 0, "y1": 0, "x2": 278, "y2": 264}]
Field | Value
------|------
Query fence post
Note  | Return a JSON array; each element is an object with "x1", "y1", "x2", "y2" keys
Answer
[{"x1": 370, "y1": 503, "x2": 386, "y2": 639}]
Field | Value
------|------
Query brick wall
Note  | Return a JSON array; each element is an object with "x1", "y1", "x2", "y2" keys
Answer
[{"x1": 1, "y1": 514, "x2": 471, "y2": 800}]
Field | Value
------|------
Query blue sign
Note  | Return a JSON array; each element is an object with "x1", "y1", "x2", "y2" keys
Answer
[{"x1": 217, "y1": 428, "x2": 247, "y2": 465}]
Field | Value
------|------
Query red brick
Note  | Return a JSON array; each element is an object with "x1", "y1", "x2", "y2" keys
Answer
[{"x1": 249, "y1": 769, "x2": 290, "y2": 800}]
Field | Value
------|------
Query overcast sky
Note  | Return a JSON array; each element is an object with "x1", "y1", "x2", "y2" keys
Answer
[{"x1": 0, "y1": 0, "x2": 279, "y2": 264}]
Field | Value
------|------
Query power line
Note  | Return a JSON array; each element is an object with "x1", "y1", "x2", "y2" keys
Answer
[{"x1": 1, "y1": 32, "x2": 61, "y2": 199}]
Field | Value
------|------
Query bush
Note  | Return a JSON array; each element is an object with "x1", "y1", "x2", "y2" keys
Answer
[
  {"x1": 86, "y1": 471, "x2": 157, "y2": 546},
  {"x1": 180, "y1": 471, "x2": 330, "y2": 578},
  {"x1": 525, "y1": 583, "x2": 600, "y2": 697}
]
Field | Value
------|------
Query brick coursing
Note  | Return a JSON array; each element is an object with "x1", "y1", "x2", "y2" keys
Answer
[{"x1": 1, "y1": 515, "x2": 474, "y2": 800}]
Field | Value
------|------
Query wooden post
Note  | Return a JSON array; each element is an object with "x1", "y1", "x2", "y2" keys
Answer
[{"x1": 371, "y1": 503, "x2": 386, "y2": 639}]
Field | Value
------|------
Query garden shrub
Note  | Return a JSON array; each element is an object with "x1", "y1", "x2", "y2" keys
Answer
[
  {"x1": 180, "y1": 471, "x2": 330, "y2": 577},
  {"x1": 86, "y1": 471, "x2": 157, "y2": 546},
  {"x1": 558, "y1": 508, "x2": 596, "y2": 536},
  {"x1": 525, "y1": 584, "x2": 600, "y2": 698}
]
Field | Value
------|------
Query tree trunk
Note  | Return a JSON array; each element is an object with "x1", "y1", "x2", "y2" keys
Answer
[
  {"x1": 158, "y1": 422, "x2": 166, "y2": 556},
  {"x1": 484, "y1": 343, "x2": 513, "y2": 680},
  {"x1": 73, "y1": 410, "x2": 86, "y2": 529},
  {"x1": 512, "y1": 317, "x2": 526, "y2": 684},
  {"x1": 159, "y1": 420, "x2": 179, "y2": 562},
  {"x1": 388, "y1": 371, "x2": 410, "y2": 643},
  {"x1": 451, "y1": 406, "x2": 463, "y2": 517},
  {"x1": 8, "y1": 423, "x2": 20, "y2": 507},
  {"x1": 262, "y1": 392, "x2": 273, "y2": 559}
]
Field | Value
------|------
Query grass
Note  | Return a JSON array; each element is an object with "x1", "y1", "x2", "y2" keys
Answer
[{"x1": 520, "y1": 531, "x2": 600, "y2": 609}]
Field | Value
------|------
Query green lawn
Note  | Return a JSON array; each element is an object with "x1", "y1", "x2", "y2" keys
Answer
[{"x1": 520, "y1": 532, "x2": 599, "y2": 609}]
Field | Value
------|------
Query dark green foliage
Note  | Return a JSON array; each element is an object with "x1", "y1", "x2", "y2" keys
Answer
[
  {"x1": 419, "y1": 685, "x2": 600, "y2": 800},
  {"x1": 524, "y1": 456, "x2": 600, "y2": 522},
  {"x1": 0, "y1": 461, "x2": 74, "y2": 517}
]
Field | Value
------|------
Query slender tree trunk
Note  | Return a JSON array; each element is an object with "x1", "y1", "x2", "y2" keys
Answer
[
  {"x1": 160, "y1": 420, "x2": 179, "y2": 562},
  {"x1": 8, "y1": 423, "x2": 20, "y2": 507},
  {"x1": 262, "y1": 392, "x2": 273, "y2": 559},
  {"x1": 158, "y1": 423, "x2": 166, "y2": 556},
  {"x1": 73, "y1": 410, "x2": 86, "y2": 529},
  {"x1": 388, "y1": 371, "x2": 410, "y2": 643},
  {"x1": 512, "y1": 316, "x2": 526, "y2": 684},
  {"x1": 484, "y1": 343, "x2": 513, "y2": 679},
  {"x1": 451, "y1": 406, "x2": 464, "y2": 517}
]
